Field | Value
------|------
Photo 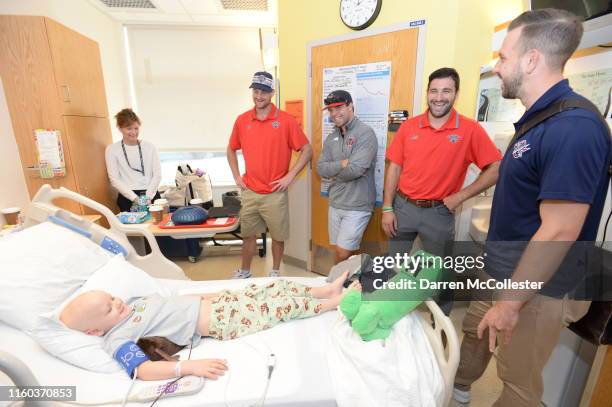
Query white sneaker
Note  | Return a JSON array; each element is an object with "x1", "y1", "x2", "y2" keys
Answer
[
  {"x1": 232, "y1": 269, "x2": 252, "y2": 279},
  {"x1": 452, "y1": 387, "x2": 471, "y2": 405},
  {"x1": 269, "y1": 270, "x2": 280, "y2": 277}
]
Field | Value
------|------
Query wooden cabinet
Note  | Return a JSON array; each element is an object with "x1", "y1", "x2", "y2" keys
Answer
[
  {"x1": 0, "y1": 15, "x2": 115, "y2": 214},
  {"x1": 45, "y1": 18, "x2": 109, "y2": 117}
]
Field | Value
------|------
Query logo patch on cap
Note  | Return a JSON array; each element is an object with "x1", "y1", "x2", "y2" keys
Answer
[{"x1": 250, "y1": 72, "x2": 274, "y2": 91}]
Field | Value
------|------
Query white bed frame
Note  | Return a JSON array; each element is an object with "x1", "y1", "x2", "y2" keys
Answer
[
  {"x1": 25, "y1": 185, "x2": 187, "y2": 280},
  {"x1": 2, "y1": 185, "x2": 460, "y2": 407}
]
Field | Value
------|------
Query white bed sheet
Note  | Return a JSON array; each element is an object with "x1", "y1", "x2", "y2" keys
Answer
[{"x1": 0, "y1": 277, "x2": 338, "y2": 407}]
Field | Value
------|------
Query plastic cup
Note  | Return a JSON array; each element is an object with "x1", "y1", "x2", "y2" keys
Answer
[
  {"x1": 154, "y1": 199, "x2": 169, "y2": 215},
  {"x1": 1, "y1": 207, "x2": 20, "y2": 225},
  {"x1": 149, "y1": 205, "x2": 164, "y2": 224}
]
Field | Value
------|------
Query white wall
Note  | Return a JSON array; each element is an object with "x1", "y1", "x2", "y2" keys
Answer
[
  {"x1": 0, "y1": 0, "x2": 129, "y2": 222},
  {"x1": 127, "y1": 25, "x2": 263, "y2": 150},
  {"x1": 0, "y1": 81, "x2": 29, "y2": 227}
]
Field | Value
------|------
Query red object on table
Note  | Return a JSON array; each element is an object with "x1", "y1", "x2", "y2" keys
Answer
[{"x1": 157, "y1": 215, "x2": 238, "y2": 229}]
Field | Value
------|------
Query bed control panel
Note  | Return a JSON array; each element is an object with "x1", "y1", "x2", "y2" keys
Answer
[
  {"x1": 133, "y1": 376, "x2": 205, "y2": 401},
  {"x1": 100, "y1": 236, "x2": 129, "y2": 257}
]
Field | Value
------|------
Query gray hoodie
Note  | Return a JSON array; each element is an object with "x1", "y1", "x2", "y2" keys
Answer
[{"x1": 316, "y1": 117, "x2": 378, "y2": 212}]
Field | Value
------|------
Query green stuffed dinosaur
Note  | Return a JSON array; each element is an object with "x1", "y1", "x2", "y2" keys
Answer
[{"x1": 339, "y1": 250, "x2": 445, "y2": 341}]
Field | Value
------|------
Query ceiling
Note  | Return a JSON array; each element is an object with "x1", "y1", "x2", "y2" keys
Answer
[{"x1": 89, "y1": 0, "x2": 277, "y2": 27}]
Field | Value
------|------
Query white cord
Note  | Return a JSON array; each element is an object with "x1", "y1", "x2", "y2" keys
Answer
[
  {"x1": 121, "y1": 366, "x2": 139, "y2": 407},
  {"x1": 223, "y1": 336, "x2": 276, "y2": 407}
]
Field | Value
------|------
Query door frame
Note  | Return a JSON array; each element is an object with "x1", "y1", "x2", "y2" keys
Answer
[{"x1": 304, "y1": 19, "x2": 428, "y2": 271}]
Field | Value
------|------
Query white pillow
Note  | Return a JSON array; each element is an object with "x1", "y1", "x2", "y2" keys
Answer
[
  {"x1": 34, "y1": 254, "x2": 172, "y2": 372},
  {"x1": 0, "y1": 222, "x2": 112, "y2": 333}
]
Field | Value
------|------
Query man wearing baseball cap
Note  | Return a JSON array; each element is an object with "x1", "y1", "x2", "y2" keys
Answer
[
  {"x1": 227, "y1": 71, "x2": 312, "y2": 278},
  {"x1": 317, "y1": 90, "x2": 378, "y2": 263}
]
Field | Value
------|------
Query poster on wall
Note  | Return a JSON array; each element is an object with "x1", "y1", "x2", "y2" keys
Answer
[
  {"x1": 322, "y1": 61, "x2": 392, "y2": 206},
  {"x1": 34, "y1": 129, "x2": 66, "y2": 179},
  {"x1": 567, "y1": 67, "x2": 612, "y2": 116}
]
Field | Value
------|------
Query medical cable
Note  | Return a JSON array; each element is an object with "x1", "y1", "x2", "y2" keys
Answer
[
  {"x1": 149, "y1": 339, "x2": 194, "y2": 407},
  {"x1": 121, "y1": 366, "x2": 139, "y2": 407},
  {"x1": 223, "y1": 336, "x2": 275, "y2": 407}
]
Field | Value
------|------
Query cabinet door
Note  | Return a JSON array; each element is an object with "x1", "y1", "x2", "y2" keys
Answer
[
  {"x1": 44, "y1": 18, "x2": 108, "y2": 118},
  {"x1": 63, "y1": 116, "x2": 116, "y2": 213},
  {"x1": 0, "y1": 15, "x2": 81, "y2": 214}
]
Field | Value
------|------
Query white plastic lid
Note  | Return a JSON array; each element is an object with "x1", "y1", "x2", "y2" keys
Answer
[
  {"x1": 149, "y1": 205, "x2": 163, "y2": 211},
  {"x1": 1, "y1": 207, "x2": 20, "y2": 214}
]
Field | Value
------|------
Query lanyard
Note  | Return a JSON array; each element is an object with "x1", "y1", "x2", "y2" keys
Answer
[{"x1": 121, "y1": 140, "x2": 145, "y2": 177}]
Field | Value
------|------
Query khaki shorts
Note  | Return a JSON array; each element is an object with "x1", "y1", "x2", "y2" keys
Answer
[{"x1": 240, "y1": 189, "x2": 289, "y2": 241}]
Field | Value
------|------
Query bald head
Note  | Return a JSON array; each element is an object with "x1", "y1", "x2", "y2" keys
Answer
[{"x1": 60, "y1": 291, "x2": 131, "y2": 336}]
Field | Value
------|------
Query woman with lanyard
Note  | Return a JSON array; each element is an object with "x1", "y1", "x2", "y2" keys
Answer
[{"x1": 105, "y1": 108, "x2": 162, "y2": 212}]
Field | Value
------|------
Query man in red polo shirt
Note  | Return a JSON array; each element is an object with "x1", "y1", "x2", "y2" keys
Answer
[
  {"x1": 227, "y1": 71, "x2": 312, "y2": 279},
  {"x1": 382, "y1": 67, "x2": 502, "y2": 314}
]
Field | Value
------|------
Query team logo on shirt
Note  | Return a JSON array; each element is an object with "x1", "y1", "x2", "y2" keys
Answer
[
  {"x1": 410, "y1": 135, "x2": 419, "y2": 141},
  {"x1": 512, "y1": 140, "x2": 531, "y2": 158},
  {"x1": 448, "y1": 134, "x2": 462, "y2": 143},
  {"x1": 272, "y1": 121, "x2": 280, "y2": 128},
  {"x1": 246, "y1": 125, "x2": 252, "y2": 130},
  {"x1": 346, "y1": 137, "x2": 356, "y2": 148}
]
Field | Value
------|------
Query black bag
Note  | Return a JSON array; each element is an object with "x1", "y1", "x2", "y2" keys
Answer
[{"x1": 569, "y1": 302, "x2": 612, "y2": 345}]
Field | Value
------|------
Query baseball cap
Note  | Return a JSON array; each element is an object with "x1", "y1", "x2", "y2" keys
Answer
[
  {"x1": 249, "y1": 71, "x2": 274, "y2": 92},
  {"x1": 322, "y1": 90, "x2": 353, "y2": 110}
]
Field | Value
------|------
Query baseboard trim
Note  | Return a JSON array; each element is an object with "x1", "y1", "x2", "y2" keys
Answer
[{"x1": 283, "y1": 254, "x2": 308, "y2": 270}]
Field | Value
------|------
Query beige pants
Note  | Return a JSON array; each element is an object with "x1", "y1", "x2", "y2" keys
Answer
[
  {"x1": 454, "y1": 270, "x2": 590, "y2": 407},
  {"x1": 240, "y1": 189, "x2": 289, "y2": 241}
]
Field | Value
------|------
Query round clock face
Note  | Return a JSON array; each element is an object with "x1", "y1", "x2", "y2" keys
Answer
[{"x1": 340, "y1": 0, "x2": 382, "y2": 30}]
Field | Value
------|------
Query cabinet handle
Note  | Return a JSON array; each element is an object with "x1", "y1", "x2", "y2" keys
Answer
[{"x1": 60, "y1": 85, "x2": 71, "y2": 102}]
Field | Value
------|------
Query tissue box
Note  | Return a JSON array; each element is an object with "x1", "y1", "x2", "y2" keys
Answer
[{"x1": 118, "y1": 211, "x2": 148, "y2": 224}]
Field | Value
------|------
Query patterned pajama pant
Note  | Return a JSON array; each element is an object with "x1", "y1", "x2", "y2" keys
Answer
[{"x1": 207, "y1": 280, "x2": 325, "y2": 340}]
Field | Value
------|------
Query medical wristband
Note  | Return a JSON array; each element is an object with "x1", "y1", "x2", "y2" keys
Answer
[
  {"x1": 115, "y1": 341, "x2": 150, "y2": 378},
  {"x1": 174, "y1": 361, "x2": 183, "y2": 377}
]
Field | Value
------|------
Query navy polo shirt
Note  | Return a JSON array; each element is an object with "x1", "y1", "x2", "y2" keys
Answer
[{"x1": 485, "y1": 79, "x2": 611, "y2": 297}]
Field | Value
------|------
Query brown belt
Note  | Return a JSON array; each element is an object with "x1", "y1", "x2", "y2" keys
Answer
[{"x1": 396, "y1": 190, "x2": 444, "y2": 208}]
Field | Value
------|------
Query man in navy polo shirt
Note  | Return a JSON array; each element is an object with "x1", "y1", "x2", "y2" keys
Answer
[{"x1": 453, "y1": 9, "x2": 611, "y2": 407}]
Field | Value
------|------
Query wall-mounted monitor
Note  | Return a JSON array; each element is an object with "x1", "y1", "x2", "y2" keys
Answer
[{"x1": 530, "y1": 0, "x2": 611, "y2": 21}]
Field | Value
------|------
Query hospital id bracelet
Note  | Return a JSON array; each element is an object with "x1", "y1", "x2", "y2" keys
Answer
[
  {"x1": 174, "y1": 360, "x2": 183, "y2": 377},
  {"x1": 382, "y1": 206, "x2": 394, "y2": 213}
]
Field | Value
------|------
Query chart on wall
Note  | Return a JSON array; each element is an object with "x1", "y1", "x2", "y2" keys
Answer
[
  {"x1": 567, "y1": 67, "x2": 612, "y2": 117},
  {"x1": 322, "y1": 61, "x2": 391, "y2": 206}
]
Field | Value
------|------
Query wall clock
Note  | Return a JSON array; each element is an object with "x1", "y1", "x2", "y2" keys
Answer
[{"x1": 339, "y1": 0, "x2": 382, "y2": 31}]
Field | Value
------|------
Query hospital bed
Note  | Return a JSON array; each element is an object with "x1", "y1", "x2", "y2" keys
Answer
[{"x1": 0, "y1": 185, "x2": 459, "y2": 407}]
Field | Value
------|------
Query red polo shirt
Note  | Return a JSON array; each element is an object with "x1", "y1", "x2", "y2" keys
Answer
[
  {"x1": 386, "y1": 109, "x2": 501, "y2": 200},
  {"x1": 229, "y1": 104, "x2": 308, "y2": 194}
]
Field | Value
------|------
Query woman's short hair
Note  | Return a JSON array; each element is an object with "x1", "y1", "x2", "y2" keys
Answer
[{"x1": 115, "y1": 108, "x2": 141, "y2": 128}]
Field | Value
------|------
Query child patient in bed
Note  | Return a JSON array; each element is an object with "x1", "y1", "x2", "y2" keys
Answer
[{"x1": 60, "y1": 272, "x2": 361, "y2": 381}]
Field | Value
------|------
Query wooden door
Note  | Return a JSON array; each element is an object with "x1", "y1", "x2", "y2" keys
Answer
[
  {"x1": 311, "y1": 29, "x2": 419, "y2": 274},
  {"x1": 0, "y1": 15, "x2": 81, "y2": 214},
  {"x1": 44, "y1": 18, "x2": 108, "y2": 118},
  {"x1": 63, "y1": 116, "x2": 115, "y2": 213},
  {"x1": 590, "y1": 346, "x2": 612, "y2": 407}
]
